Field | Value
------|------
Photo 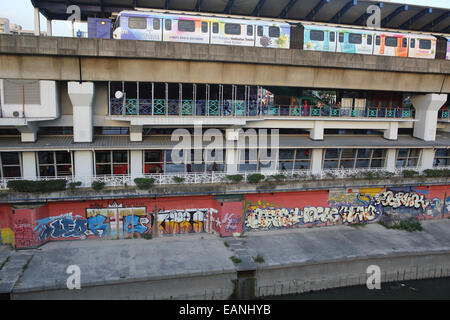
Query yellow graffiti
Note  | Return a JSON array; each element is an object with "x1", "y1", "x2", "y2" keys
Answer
[{"x1": 0, "y1": 228, "x2": 14, "y2": 246}]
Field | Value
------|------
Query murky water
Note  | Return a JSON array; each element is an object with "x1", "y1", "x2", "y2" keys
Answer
[{"x1": 261, "y1": 277, "x2": 450, "y2": 300}]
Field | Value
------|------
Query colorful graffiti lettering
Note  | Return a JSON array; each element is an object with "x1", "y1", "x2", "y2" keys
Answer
[
  {"x1": 35, "y1": 213, "x2": 87, "y2": 241},
  {"x1": 158, "y1": 208, "x2": 208, "y2": 234},
  {"x1": 374, "y1": 191, "x2": 430, "y2": 210}
]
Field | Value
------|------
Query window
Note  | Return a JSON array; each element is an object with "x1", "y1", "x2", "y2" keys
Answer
[
  {"x1": 339, "y1": 32, "x2": 344, "y2": 43},
  {"x1": 178, "y1": 20, "x2": 196, "y2": 32},
  {"x1": 434, "y1": 149, "x2": 450, "y2": 167},
  {"x1": 324, "y1": 148, "x2": 386, "y2": 169},
  {"x1": 201, "y1": 21, "x2": 208, "y2": 33},
  {"x1": 94, "y1": 127, "x2": 129, "y2": 135},
  {"x1": 225, "y1": 23, "x2": 241, "y2": 35},
  {"x1": 367, "y1": 35, "x2": 372, "y2": 45},
  {"x1": 165, "y1": 19, "x2": 172, "y2": 31},
  {"x1": 165, "y1": 149, "x2": 186, "y2": 173},
  {"x1": 144, "y1": 150, "x2": 163, "y2": 174},
  {"x1": 95, "y1": 151, "x2": 129, "y2": 175},
  {"x1": 128, "y1": 17, "x2": 147, "y2": 30},
  {"x1": 376, "y1": 35, "x2": 380, "y2": 45},
  {"x1": 310, "y1": 30, "x2": 324, "y2": 41},
  {"x1": 402, "y1": 38, "x2": 408, "y2": 48},
  {"x1": 419, "y1": 39, "x2": 432, "y2": 50},
  {"x1": 349, "y1": 33, "x2": 362, "y2": 44},
  {"x1": 247, "y1": 25, "x2": 253, "y2": 36},
  {"x1": 153, "y1": 18, "x2": 160, "y2": 30},
  {"x1": 0, "y1": 152, "x2": 21, "y2": 178},
  {"x1": 329, "y1": 32, "x2": 335, "y2": 42},
  {"x1": 212, "y1": 22, "x2": 219, "y2": 34},
  {"x1": 410, "y1": 38, "x2": 415, "y2": 48},
  {"x1": 268, "y1": 26, "x2": 280, "y2": 38},
  {"x1": 38, "y1": 151, "x2": 72, "y2": 177},
  {"x1": 279, "y1": 149, "x2": 311, "y2": 171},
  {"x1": 385, "y1": 36, "x2": 398, "y2": 47},
  {"x1": 396, "y1": 149, "x2": 421, "y2": 168},
  {"x1": 257, "y1": 26, "x2": 263, "y2": 37}
]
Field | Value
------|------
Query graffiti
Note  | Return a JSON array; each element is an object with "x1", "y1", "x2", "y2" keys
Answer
[
  {"x1": 374, "y1": 191, "x2": 430, "y2": 211},
  {"x1": 35, "y1": 213, "x2": 87, "y2": 241},
  {"x1": 15, "y1": 218, "x2": 37, "y2": 248},
  {"x1": 0, "y1": 228, "x2": 14, "y2": 246},
  {"x1": 221, "y1": 213, "x2": 240, "y2": 234},
  {"x1": 157, "y1": 208, "x2": 208, "y2": 234}
]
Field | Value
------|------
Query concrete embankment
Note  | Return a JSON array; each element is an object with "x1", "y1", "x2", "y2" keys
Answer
[{"x1": 1, "y1": 219, "x2": 450, "y2": 299}]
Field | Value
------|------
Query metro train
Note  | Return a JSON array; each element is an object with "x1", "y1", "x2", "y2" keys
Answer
[{"x1": 105, "y1": 9, "x2": 450, "y2": 60}]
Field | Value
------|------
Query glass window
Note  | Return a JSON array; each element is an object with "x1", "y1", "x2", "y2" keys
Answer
[
  {"x1": 95, "y1": 151, "x2": 128, "y2": 175},
  {"x1": 212, "y1": 22, "x2": 219, "y2": 34},
  {"x1": 268, "y1": 26, "x2": 280, "y2": 38},
  {"x1": 367, "y1": 35, "x2": 372, "y2": 45},
  {"x1": 396, "y1": 149, "x2": 421, "y2": 168},
  {"x1": 178, "y1": 20, "x2": 196, "y2": 32},
  {"x1": 330, "y1": 32, "x2": 335, "y2": 42},
  {"x1": 419, "y1": 39, "x2": 432, "y2": 50},
  {"x1": 349, "y1": 33, "x2": 362, "y2": 44},
  {"x1": 128, "y1": 17, "x2": 147, "y2": 30},
  {"x1": 257, "y1": 26, "x2": 263, "y2": 37},
  {"x1": 153, "y1": 18, "x2": 160, "y2": 30},
  {"x1": 402, "y1": 38, "x2": 408, "y2": 48},
  {"x1": 339, "y1": 32, "x2": 345, "y2": 43},
  {"x1": 38, "y1": 151, "x2": 72, "y2": 177},
  {"x1": 165, "y1": 19, "x2": 172, "y2": 31},
  {"x1": 376, "y1": 35, "x2": 380, "y2": 45},
  {"x1": 410, "y1": 38, "x2": 415, "y2": 48},
  {"x1": 225, "y1": 23, "x2": 241, "y2": 35},
  {"x1": 310, "y1": 30, "x2": 324, "y2": 41},
  {"x1": 434, "y1": 148, "x2": 450, "y2": 167},
  {"x1": 0, "y1": 152, "x2": 21, "y2": 178},
  {"x1": 201, "y1": 21, "x2": 208, "y2": 33},
  {"x1": 247, "y1": 25, "x2": 253, "y2": 36},
  {"x1": 385, "y1": 36, "x2": 398, "y2": 47},
  {"x1": 279, "y1": 149, "x2": 295, "y2": 160}
]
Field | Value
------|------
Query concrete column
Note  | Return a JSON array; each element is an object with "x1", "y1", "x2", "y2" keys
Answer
[
  {"x1": 34, "y1": 8, "x2": 40, "y2": 36},
  {"x1": 130, "y1": 125, "x2": 143, "y2": 142},
  {"x1": 22, "y1": 152, "x2": 37, "y2": 179},
  {"x1": 68, "y1": 82, "x2": 94, "y2": 143},
  {"x1": 411, "y1": 94, "x2": 447, "y2": 141},
  {"x1": 74, "y1": 150, "x2": 94, "y2": 181},
  {"x1": 130, "y1": 150, "x2": 143, "y2": 179},
  {"x1": 310, "y1": 148, "x2": 323, "y2": 175},
  {"x1": 310, "y1": 121, "x2": 324, "y2": 141},
  {"x1": 46, "y1": 19, "x2": 52, "y2": 36},
  {"x1": 226, "y1": 149, "x2": 239, "y2": 174},
  {"x1": 419, "y1": 149, "x2": 435, "y2": 171},
  {"x1": 384, "y1": 122, "x2": 398, "y2": 140},
  {"x1": 385, "y1": 149, "x2": 397, "y2": 172}
]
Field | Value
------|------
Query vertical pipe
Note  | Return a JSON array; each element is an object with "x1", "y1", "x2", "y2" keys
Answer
[
  {"x1": 137, "y1": 81, "x2": 140, "y2": 116},
  {"x1": 165, "y1": 82, "x2": 168, "y2": 116},
  {"x1": 152, "y1": 82, "x2": 154, "y2": 116}
]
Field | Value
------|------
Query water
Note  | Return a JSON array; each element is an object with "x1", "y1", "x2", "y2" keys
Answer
[{"x1": 261, "y1": 277, "x2": 450, "y2": 300}]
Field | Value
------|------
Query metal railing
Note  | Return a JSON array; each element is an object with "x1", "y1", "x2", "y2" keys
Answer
[
  {"x1": 109, "y1": 99, "x2": 415, "y2": 119},
  {"x1": 438, "y1": 108, "x2": 449, "y2": 120},
  {"x1": 1, "y1": 166, "x2": 447, "y2": 191}
]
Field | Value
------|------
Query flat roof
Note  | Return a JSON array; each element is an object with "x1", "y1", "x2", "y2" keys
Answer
[{"x1": 31, "y1": 0, "x2": 449, "y2": 33}]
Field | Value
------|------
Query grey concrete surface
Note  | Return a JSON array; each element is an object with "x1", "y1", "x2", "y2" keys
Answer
[{"x1": 1, "y1": 219, "x2": 450, "y2": 299}]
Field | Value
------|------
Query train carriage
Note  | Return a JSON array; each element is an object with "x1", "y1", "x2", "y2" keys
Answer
[
  {"x1": 373, "y1": 31, "x2": 409, "y2": 57},
  {"x1": 335, "y1": 28, "x2": 374, "y2": 55},
  {"x1": 302, "y1": 24, "x2": 337, "y2": 52},
  {"x1": 408, "y1": 34, "x2": 437, "y2": 59},
  {"x1": 113, "y1": 11, "x2": 163, "y2": 41}
]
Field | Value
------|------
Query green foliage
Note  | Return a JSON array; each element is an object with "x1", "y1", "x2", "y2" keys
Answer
[
  {"x1": 230, "y1": 256, "x2": 242, "y2": 264},
  {"x1": 224, "y1": 241, "x2": 230, "y2": 248},
  {"x1": 402, "y1": 170, "x2": 419, "y2": 178},
  {"x1": 91, "y1": 181, "x2": 106, "y2": 191},
  {"x1": 379, "y1": 218, "x2": 423, "y2": 232},
  {"x1": 423, "y1": 169, "x2": 450, "y2": 178},
  {"x1": 226, "y1": 174, "x2": 244, "y2": 183},
  {"x1": 68, "y1": 181, "x2": 82, "y2": 190},
  {"x1": 247, "y1": 173, "x2": 265, "y2": 184},
  {"x1": 253, "y1": 254, "x2": 265, "y2": 263},
  {"x1": 173, "y1": 176, "x2": 185, "y2": 183},
  {"x1": 7, "y1": 179, "x2": 67, "y2": 193},
  {"x1": 271, "y1": 174, "x2": 286, "y2": 182},
  {"x1": 140, "y1": 233, "x2": 153, "y2": 240},
  {"x1": 134, "y1": 178, "x2": 155, "y2": 190}
]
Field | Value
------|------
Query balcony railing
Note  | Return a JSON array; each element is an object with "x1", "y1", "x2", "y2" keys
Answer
[
  {"x1": 109, "y1": 99, "x2": 414, "y2": 119},
  {"x1": 1, "y1": 166, "x2": 445, "y2": 191},
  {"x1": 438, "y1": 108, "x2": 449, "y2": 120}
]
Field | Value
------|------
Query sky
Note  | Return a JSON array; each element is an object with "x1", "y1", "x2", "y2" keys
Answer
[{"x1": 0, "y1": 0, "x2": 449, "y2": 36}]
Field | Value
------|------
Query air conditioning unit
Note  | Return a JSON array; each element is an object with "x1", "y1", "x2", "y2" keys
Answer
[{"x1": 12, "y1": 111, "x2": 20, "y2": 117}]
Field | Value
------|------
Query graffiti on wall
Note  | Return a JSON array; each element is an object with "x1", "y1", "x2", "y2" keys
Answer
[
  {"x1": 35, "y1": 213, "x2": 88, "y2": 241},
  {"x1": 157, "y1": 208, "x2": 208, "y2": 234}
]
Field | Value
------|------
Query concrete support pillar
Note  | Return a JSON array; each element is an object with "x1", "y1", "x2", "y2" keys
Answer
[
  {"x1": 385, "y1": 149, "x2": 397, "y2": 172},
  {"x1": 34, "y1": 8, "x2": 40, "y2": 36},
  {"x1": 226, "y1": 149, "x2": 239, "y2": 174},
  {"x1": 22, "y1": 152, "x2": 37, "y2": 179},
  {"x1": 310, "y1": 148, "x2": 323, "y2": 175},
  {"x1": 130, "y1": 150, "x2": 143, "y2": 179},
  {"x1": 68, "y1": 82, "x2": 94, "y2": 143},
  {"x1": 310, "y1": 121, "x2": 324, "y2": 141},
  {"x1": 74, "y1": 150, "x2": 94, "y2": 181},
  {"x1": 130, "y1": 125, "x2": 143, "y2": 142},
  {"x1": 419, "y1": 149, "x2": 435, "y2": 171},
  {"x1": 46, "y1": 19, "x2": 52, "y2": 36},
  {"x1": 384, "y1": 122, "x2": 398, "y2": 140},
  {"x1": 411, "y1": 94, "x2": 447, "y2": 141}
]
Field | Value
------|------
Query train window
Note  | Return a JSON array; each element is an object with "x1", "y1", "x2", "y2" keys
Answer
[
  {"x1": 367, "y1": 35, "x2": 372, "y2": 45},
  {"x1": 178, "y1": 20, "x2": 196, "y2": 32},
  {"x1": 257, "y1": 26, "x2": 263, "y2": 37},
  {"x1": 339, "y1": 32, "x2": 344, "y2": 43},
  {"x1": 329, "y1": 32, "x2": 335, "y2": 42},
  {"x1": 165, "y1": 19, "x2": 172, "y2": 31},
  {"x1": 247, "y1": 25, "x2": 253, "y2": 36},
  {"x1": 225, "y1": 23, "x2": 241, "y2": 35},
  {"x1": 376, "y1": 36, "x2": 380, "y2": 45},
  {"x1": 402, "y1": 38, "x2": 408, "y2": 48},
  {"x1": 153, "y1": 19, "x2": 160, "y2": 30},
  {"x1": 212, "y1": 22, "x2": 219, "y2": 34},
  {"x1": 349, "y1": 33, "x2": 362, "y2": 44},
  {"x1": 385, "y1": 37, "x2": 398, "y2": 47},
  {"x1": 269, "y1": 26, "x2": 280, "y2": 38},
  {"x1": 310, "y1": 30, "x2": 324, "y2": 41},
  {"x1": 419, "y1": 39, "x2": 432, "y2": 50},
  {"x1": 201, "y1": 21, "x2": 208, "y2": 33},
  {"x1": 410, "y1": 39, "x2": 415, "y2": 48},
  {"x1": 128, "y1": 17, "x2": 147, "y2": 30}
]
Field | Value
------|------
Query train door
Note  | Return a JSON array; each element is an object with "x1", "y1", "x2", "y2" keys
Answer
[
  {"x1": 374, "y1": 32, "x2": 408, "y2": 57},
  {"x1": 303, "y1": 26, "x2": 335, "y2": 52},
  {"x1": 408, "y1": 35, "x2": 437, "y2": 59}
]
